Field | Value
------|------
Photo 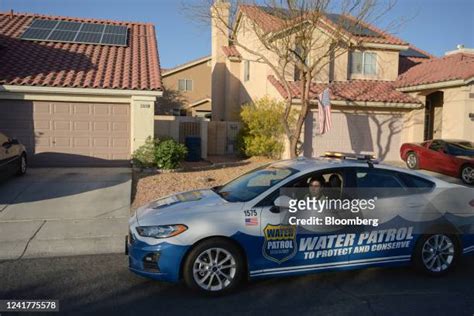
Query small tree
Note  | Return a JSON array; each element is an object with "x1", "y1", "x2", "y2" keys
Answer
[
  {"x1": 238, "y1": 97, "x2": 288, "y2": 158},
  {"x1": 189, "y1": 0, "x2": 399, "y2": 158},
  {"x1": 132, "y1": 136, "x2": 159, "y2": 168}
]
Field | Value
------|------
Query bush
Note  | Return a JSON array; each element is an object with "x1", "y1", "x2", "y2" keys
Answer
[
  {"x1": 237, "y1": 97, "x2": 286, "y2": 159},
  {"x1": 155, "y1": 139, "x2": 188, "y2": 170},
  {"x1": 132, "y1": 136, "x2": 159, "y2": 168}
]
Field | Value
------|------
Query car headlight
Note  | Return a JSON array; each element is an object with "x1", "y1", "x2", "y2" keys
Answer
[{"x1": 136, "y1": 224, "x2": 187, "y2": 239}]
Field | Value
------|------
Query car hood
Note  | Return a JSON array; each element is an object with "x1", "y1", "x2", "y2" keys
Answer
[{"x1": 136, "y1": 189, "x2": 227, "y2": 225}]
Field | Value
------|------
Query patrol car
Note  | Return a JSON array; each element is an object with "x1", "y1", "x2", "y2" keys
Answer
[{"x1": 127, "y1": 153, "x2": 474, "y2": 294}]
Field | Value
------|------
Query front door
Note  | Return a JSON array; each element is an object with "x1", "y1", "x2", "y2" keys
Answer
[{"x1": 424, "y1": 91, "x2": 444, "y2": 140}]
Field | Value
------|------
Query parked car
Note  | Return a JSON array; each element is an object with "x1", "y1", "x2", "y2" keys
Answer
[
  {"x1": 400, "y1": 139, "x2": 474, "y2": 185},
  {"x1": 0, "y1": 132, "x2": 27, "y2": 177},
  {"x1": 126, "y1": 154, "x2": 474, "y2": 294}
]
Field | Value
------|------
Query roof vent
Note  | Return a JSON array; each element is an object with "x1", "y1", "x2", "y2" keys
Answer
[{"x1": 446, "y1": 45, "x2": 474, "y2": 56}]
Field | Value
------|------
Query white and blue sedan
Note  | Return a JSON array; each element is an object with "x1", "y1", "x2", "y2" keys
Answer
[{"x1": 127, "y1": 154, "x2": 474, "y2": 294}]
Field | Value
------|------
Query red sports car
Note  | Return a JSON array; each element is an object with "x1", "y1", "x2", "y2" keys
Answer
[{"x1": 400, "y1": 139, "x2": 474, "y2": 185}]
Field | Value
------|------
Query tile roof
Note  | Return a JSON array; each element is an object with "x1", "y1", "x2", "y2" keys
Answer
[
  {"x1": 0, "y1": 12, "x2": 162, "y2": 91},
  {"x1": 268, "y1": 75, "x2": 421, "y2": 105},
  {"x1": 395, "y1": 52, "x2": 474, "y2": 88},
  {"x1": 222, "y1": 45, "x2": 241, "y2": 59},
  {"x1": 238, "y1": 5, "x2": 407, "y2": 46},
  {"x1": 163, "y1": 55, "x2": 211, "y2": 76}
]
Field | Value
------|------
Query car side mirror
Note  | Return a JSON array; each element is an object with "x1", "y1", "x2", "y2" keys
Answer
[
  {"x1": 271, "y1": 195, "x2": 291, "y2": 213},
  {"x1": 10, "y1": 138, "x2": 19, "y2": 145}
]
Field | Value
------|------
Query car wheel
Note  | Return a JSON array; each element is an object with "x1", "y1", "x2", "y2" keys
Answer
[
  {"x1": 183, "y1": 238, "x2": 244, "y2": 295},
  {"x1": 413, "y1": 234, "x2": 459, "y2": 276},
  {"x1": 406, "y1": 152, "x2": 419, "y2": 170},
  {"x1": 460, "y1": 165, "x2": 473, "y2": 185},
  {"x1": 16, "y1": 154, "x2": 27, "y2": 176}
]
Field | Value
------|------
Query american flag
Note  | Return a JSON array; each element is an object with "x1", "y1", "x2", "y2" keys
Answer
[
  {"x1": 318, "y1": 87, "x2": 332, "y2": 134},
  {"x1": 245, "y1": 217, "x2": 258, "y2": 226}
]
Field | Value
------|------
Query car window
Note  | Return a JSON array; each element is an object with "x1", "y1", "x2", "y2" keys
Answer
[
  {"x1": 355, "y1": 168, "x2": 407, "y2": 199},
  {"x1": 356, "y1": 170, "x2": 404, "y2": 188},
  {"x1": 255, "y1": 168, "x2": 347, "y2": 207},
  {"x1": 0, "y1": 133, "x2": 8, "y2": 146},
  {"x1": 429, "y1": 140, "x2": 444, "y2": 152},
  {"x1": 216, "y1": 165, "x2": 298, "y2": 202},
  {"x1": 445, "y1": 142, "x2": 474, "y2": 156},
  {"x1": 399, "y1": 173, "x2": 435, "y2": 192}
]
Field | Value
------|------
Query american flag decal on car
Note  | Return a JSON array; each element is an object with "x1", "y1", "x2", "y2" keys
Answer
[{"x1": 245, "y1": 217, "x2": 258, "y2": 226}]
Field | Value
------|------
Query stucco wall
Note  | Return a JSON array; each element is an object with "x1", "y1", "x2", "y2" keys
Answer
[
  {"x1": 161, "y1": 59, "x2": 211, "y2": 114},
  {"x1": 401, "y1": 84, "x2": 474, "y2": 143},
  {"x1": 442, "y1": 85, "x2": 473, "y2": 140}
]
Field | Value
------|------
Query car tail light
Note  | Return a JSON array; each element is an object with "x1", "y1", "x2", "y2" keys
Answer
[{"x1": 470, "y1": 200, "x2": 474, "y2": 208}]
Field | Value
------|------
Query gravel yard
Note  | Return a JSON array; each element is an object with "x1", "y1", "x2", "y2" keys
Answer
[{"x1": 131, "y1": 156, "x2": 274, "y2": 210}]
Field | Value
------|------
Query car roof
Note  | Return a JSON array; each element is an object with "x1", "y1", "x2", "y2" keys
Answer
[{"x1": 269, "y1": 157, "x2": 455, "y2": 187}]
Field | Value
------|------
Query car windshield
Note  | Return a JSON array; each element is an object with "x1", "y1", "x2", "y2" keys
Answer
[
  {"x1": 215, "y1": 165, "x2": 298, "y2": 202},
  {"x1": 446, "y1": 141, "x2": 474, "y2": 156}
]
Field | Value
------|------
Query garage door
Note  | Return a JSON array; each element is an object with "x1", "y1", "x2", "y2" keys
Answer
[
  {"x1": 0, "y1": 100, "x2": 131, "y2": 166},
  {"x1": 305, "y1": 109, "x2": 404, "y2": 161}
]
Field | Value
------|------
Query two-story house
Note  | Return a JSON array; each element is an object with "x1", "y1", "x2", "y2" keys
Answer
[
  {"x1": 158, "y1": 56, "x2": 212, "y2": 118},
  {"x1": 210, "y1": 1, "x2": 473, "y2": 161}
]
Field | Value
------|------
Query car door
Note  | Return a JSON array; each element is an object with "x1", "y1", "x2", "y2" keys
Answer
[
  {"x1": 442, "y1": 142, "x2": 465, "y2": 176},
  {"x1": 348, "y1": 167, "x2": 419, "y2": 266},
  {"x1": 0, "y1": 133, "x2": 12, "y2": 173},
  {"x1": 424, "y1": 140, "x2": 448, "y2": 174},
  {"x1": 250, "y1": 168, "x2": 355, "y2": 277}
]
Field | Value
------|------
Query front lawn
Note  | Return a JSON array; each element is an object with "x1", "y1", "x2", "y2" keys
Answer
[{"x1": 131, "y1": 156, "x2": 273, "y2": 210}]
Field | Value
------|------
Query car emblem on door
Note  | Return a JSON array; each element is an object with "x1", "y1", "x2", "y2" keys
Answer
[{"x1": 262, "y1": 224, "x2": 297, "y2": 264}]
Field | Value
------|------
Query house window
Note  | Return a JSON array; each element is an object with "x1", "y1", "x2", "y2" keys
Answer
[
  {"x1": 244, "y1": 60, "x2": 250, "y2": 81},
  {"x1": 178, "y1": 79, "x2": 193, "y2": 91},
  {"x1": 350, "y1": 51, "x2": 377, "y2": 75}
]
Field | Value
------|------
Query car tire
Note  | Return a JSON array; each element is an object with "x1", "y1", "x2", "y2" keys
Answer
[
  {"x1": 460, "y1": 164, "x2": 473, "y2": 185},
  {"x1": 183, "y1": 238, "x2": 245, "y2": 295},
  {"x1": 16, "y1": 153, "x2": 27, "y2": 176},
  {"x1": 413, "y1": 234, "x2": 460, "y2": 276},
  {"x1": 406, "y1": 152, "x2": 419, "y2": 170}
]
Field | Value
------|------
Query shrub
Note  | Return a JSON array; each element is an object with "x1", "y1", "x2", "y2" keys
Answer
[
  {"x1": 155, "y1": 139, "x2": 188, "y2": 170},
  {"x1": 237, "y1": 97, "x2": 286, "y2": 159},
  {"x1": 132, "y1": 136, "x2": 159, "y2": 168}
]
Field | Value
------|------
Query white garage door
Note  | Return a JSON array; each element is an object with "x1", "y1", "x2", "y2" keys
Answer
[
  {"x1": 305, "y1": 109, "x2": 404, "y2": 161},
  {"x1": 0, "y1": 100, "x2": 131, "y2": 166}
]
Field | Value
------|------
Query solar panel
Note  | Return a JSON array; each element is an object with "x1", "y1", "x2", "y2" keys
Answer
[
  {"x1": 20, "y1": 18, "x2": 128, "y2": 46},
  {"x1": 75, "y1": 32, "x2": 102, "y2": 43},
  {"x1": 400, "y1": 48, "x2": 429, "y2": 58},
  {"x1": 104, "y1": 24, "x2": 128, "y2": 35},
  {"x1": 30, "y1": 19, "x2": 58, "y2": 29},
  {"x1": 21, "y1": 28, "x2": 52, "y2": 40},
  {"x1": 56, "y1": 21, "x2": 82, "y2": 31},
  {"x1": 48, "y1": 30, "x2": 77, "y2": 42},
  {"x1": 81, "y1": 23, "x2": 105, "y2": 33},
  {"x1": 325, "y1": 14, "x2": 381, "y2": 37}
]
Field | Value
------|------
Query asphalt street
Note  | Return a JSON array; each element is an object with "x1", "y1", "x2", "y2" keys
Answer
[{"x1": 0, "y1": 254, "x2": 473, "y2": 316}]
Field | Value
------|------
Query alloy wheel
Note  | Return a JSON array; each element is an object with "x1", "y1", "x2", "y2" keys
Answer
[
  {"x1": 192, "y1": 247, "x2": 237, "y2": 292},
  {"x1": 422, "y1": 234, "x2": 455, "y2": 273},
  {"x1": 21, "y1": 156, "x2": 27, "y2": 173},
  {"x1": 407, "y1": 153, "x2": 417, "y2": 169},
  {"x1": 461, "y1": 166, "x2": 473, "y2": 184}
]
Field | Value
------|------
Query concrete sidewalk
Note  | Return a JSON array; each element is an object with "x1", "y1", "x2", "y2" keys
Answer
[{"x1": 0, "y1": 168, "x2": 131, "y2": 260}]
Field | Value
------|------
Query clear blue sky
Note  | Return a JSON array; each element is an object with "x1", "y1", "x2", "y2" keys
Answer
[{"x1": 2, "y1": 0, "x2": 473, "y2": 68}]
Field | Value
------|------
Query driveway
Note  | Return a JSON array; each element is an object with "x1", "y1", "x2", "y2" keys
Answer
[{"x1": 0, "y1": 168, "x2": 131, "y2": 260}]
